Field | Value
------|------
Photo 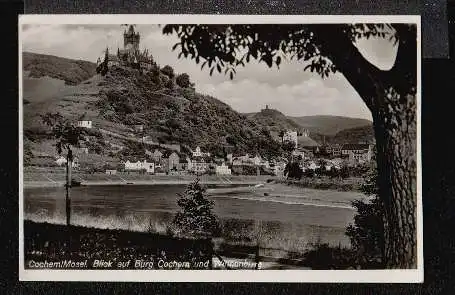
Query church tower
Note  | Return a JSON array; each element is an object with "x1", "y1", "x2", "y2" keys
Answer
[{"x1": 123, "y1": 25, "x2": 140, "y2": 54}]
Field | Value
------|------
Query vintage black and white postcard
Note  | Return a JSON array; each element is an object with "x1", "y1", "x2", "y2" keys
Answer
[{"x1": 18, "y1": 14, "x2": 422, "y2": 282}]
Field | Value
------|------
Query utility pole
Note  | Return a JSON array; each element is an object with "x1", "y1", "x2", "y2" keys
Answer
[{"x1": 66, "y1": 148, "x2": 73, "y2": 226}]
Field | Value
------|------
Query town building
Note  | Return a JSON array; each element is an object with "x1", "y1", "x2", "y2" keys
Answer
[
  {"x1": 283, "y1": 130, "x2": 298, "y2": 148},
  {"x1": 191, "y1": 156, "x2": 208, "y2": 175},
  {"x1": 152, "y1": 150, "x2": 163, "y2": 163},
  {"x1": 124, "y1": 160, "x2": 154, "y2": 173},
  {"x1": 249, "y1": 155, "x2": 262, "y2": 166},
  {"x1": 77, "y1": 120, "x2": 92, "y2": 129},
  {"x1": 331, "y1": 144, "x2": 342, "y2": 157},
  {"x1": 178, "y1": 159, "x2": 189, "y2": 172},
  {"x1": 341, "y1": 144, "x2": 373, "y2": 164},
  {"x1": 298, "y1": 129, "x2": 310, "y2": 137},
  {"x1": 272, "y1": 162, "x2": 287, "y2": 177},
  {"x1": 167, "y1": 152, "x2": 180, "y2": 171},
  {"x1": 192, "y1": 146, "x2": 210, "y2": 157},
  {"x1": 216, "y1": 162, "x2": 232, "y2": 175}
]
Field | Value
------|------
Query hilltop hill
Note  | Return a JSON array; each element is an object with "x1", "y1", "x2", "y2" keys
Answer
[
  {"x1": 245, "y1": 107, "x2": 321, "y2": 146},
  {"x1": 23, "y1": 52, "x2": 97, "y2": 85},
  {"x1": 245, "y1": 108, "x2": 302, "y2": 133},
  {"x1": 288, "y1": 115, "x2": 372, "y2": 136},
  {"x1": 22, "y1": 53, "x2": 283, "y2": 168}
]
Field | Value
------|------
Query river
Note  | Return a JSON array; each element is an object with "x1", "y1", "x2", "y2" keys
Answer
[{"x1": 23, "y1": 183, "x2": 365, "y2": 252}]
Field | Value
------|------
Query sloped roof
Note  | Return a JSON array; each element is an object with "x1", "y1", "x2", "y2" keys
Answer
[{"x1": 298, "y1": 136, "x2": 320, "y2": 147}]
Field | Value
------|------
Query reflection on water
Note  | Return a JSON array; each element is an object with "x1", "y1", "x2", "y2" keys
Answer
[{"x1": 24, "y1": 184, "x2": 357, "y2": 250}]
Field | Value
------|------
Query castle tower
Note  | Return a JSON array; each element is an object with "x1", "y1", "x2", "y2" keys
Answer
[{"x1": 123, "y1": 25, "x2": 140, "y2": 54}]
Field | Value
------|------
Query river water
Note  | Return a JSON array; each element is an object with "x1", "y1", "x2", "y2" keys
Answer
[{"x1": 24, "y1": 183, "x2": 363, "y2": 251}]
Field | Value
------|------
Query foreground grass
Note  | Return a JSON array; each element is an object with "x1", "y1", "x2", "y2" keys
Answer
[{"x1": 24, "y1": 220, "x2": 212, "y2": 270}]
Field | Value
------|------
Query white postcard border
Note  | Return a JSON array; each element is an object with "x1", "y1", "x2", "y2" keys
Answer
[{"x1": 18, "y1": 14, "x2": 423, "y2": 283}]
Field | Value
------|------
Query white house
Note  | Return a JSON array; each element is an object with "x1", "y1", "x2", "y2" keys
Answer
[
  {"x1": 55, "y1": 156, "x2": 67, "y2": 166},
  {"x1": 77, "y1": 120, "x2": 92, "y2": 129},
  {"x1": 124, "y1": 160, "x2": 154, "y2": 173},
  {"x1": 192, "y1": 146, "x2": 210, "y2": 158},
  {"x1": 260, "y1": 159, "x2": 270, "y2": 169},
  {"x1": 106, "y1": 169, "x2": 117, "y2": 175},
  {"x1": 193, "y1": 146, "x2": 203, "y2": 157},
  {"x1": 307, "y1": 161, "x2": 319, "y2": 170},
  {"x1": 142, "y1": 161, "x2": 155, "y2": 173},
  {"x1": 216, "y1": 162, "x2": 232, "y2": 175},
  {"x1": 55, "y1": 156, "x2": 79, "y2": 168},
  {"x1": 250, "y1": 155, "x2": 262, "y2": 166},
  {"x1": 273, "y1": 162, "x2": 287, "y2": 176}
]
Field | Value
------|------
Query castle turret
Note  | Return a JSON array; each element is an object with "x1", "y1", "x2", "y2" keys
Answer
[{"x1": 123, "y1": 25, "x2": 140, "y2": 54}]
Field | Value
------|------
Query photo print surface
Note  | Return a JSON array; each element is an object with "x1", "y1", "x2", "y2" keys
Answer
[{"x1": 19, "y1": 14, "x2": 422, "y2": 282}]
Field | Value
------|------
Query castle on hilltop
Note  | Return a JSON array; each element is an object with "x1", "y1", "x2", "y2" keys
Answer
[{"x1": 96, "y1": 24, "x2": 156, "y2": 74}]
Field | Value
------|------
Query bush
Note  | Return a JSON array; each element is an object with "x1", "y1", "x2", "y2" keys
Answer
[
  {"x1": 172, "y1": 178, "x2": 221, "y2": 239},
  {"x1": 303, "y1": 243, "x2": 356, "y2": 269},
  {"x1": 345, "y1": 162, "x2": 384, "y2": 268},
  {"x1": 285, "y1": 162, "x2": 302, "y2": 179},
  {"x1": 161, "y1": 65, "x2": 175, "y2": 78},
  {"x1": 164, "y1": 78, "x2": 175, "y2": 90},
  {"x1": 176, "y1": 73, "x2": 192, "y2": 88}
]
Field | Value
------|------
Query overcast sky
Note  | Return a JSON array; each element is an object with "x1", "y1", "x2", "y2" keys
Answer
[{"x1": 21, "y1": 24, "x2": 399, "y2": 120}]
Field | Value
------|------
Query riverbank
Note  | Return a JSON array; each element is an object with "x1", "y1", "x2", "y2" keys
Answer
[{"x1": 23, "y1": 172, "x2": 275, "y2": 188}]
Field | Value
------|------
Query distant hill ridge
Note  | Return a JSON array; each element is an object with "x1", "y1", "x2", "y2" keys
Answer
[
  {"x1": 288, "y1": 115, "x2": 372, "y2": 136},
  {"x1": 246, "y1": 106, "x2": 373, "y2": 144},
  {"x1": 245, "y1": 106, "x2": 302, "y2": 133},
  {"x1": 23, "y1": 51, "x2": 97, "y2": 85}
]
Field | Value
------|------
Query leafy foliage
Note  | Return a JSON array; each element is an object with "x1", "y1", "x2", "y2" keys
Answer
[
  {"x1": 41, "y1": 112, "x2": 86, "y2": 156},
  {"x1": 284, "y1": 162, "x2": 302, "y2": 180},
  {"x1": 160, "y1": 65, "x2": 175, "y2": 78},
  {"x1": 303, "y1": 243, "x2": 356, "y2": 270},
  {"x1": 164, "y1": 77, "x2": 175, "y2": 89},
  {"x1": 172, "y1": 178, "x2": 221, "y2": 238},
  {"x1": 96, "y1": 66, "x2": 283, "y2": 159},
  {"x1": 345, "y1": 160, "x2": 384, "y2": 268},
  {"x1": 176, "y1": 73, "x2": 192, "y2": 88},
  {"x1": 162, "y1": 24, "x2": 401, "y2": 80}
]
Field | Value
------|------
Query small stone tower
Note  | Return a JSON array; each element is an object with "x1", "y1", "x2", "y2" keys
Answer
[{"x1": 123, "y1": 25, "x2": 140, "y2": 54}]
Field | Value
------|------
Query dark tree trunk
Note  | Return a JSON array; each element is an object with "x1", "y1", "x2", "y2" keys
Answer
[
  {"x1": 313, "y1": 24, "x2": 418, "y2": 268},
  {"x1": 372, "y1": 89, "x2": 417, "y2": 269}
]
